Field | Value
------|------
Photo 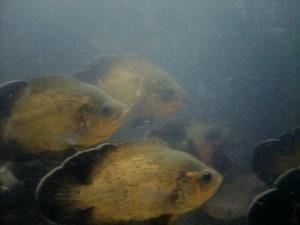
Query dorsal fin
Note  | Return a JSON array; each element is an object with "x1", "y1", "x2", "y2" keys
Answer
[
  {"x1": 72, "y1": 55, "x2": 122, "y2": 83},
  {"x1": 248, "y1": 188, "x2": 294, "y2": 225},
  {"x1": 116, "y1": 137, "x2": 171, "y2": 151},
  {"x1": 274, "y1": 167, "x2": 300, "y2": 201},
  {"x1": 36, "y1": 143, "x2": 116, "y2": 225},
  {"x1": 28, "y1": 75, "x2": 78, "y2": 94},
  {"x1": 0, "y1": 80, "x2": 28, "y2": 118}
]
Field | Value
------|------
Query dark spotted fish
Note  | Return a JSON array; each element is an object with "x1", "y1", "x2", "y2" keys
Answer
[
  {"x1": 36, "y1": 139, "x2": 222, "y2": 225},
  {"x1": 0, "y1": 75, "x2": 128, "y2": 155},
  {"x1": 73, "y1": 55, "x2": 186, "y2": 118}
]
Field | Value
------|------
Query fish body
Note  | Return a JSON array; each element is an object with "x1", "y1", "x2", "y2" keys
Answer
[
  {"x1": 36, "y1": 139, "x2": 222, "y2": 225},
  {"x1": 0, "y1": 75, "x2": 128, "y2": 155},
  {"x1": 252, "y1": 126, "x2": 300, "y2": 185},
  {"x1": 148, "y1": 119, "x2": 235, "y2": 171},
  {"x1": 73, "y1": 55, "x2": 186, "y2": 118},
  {"x1": 248, "y1": 167, "x2": 300, "y2": 225}
]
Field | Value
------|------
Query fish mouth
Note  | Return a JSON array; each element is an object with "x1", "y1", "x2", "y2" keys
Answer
[{"x1": 213, "y1": 172, "x2": 223, "y2": 193}]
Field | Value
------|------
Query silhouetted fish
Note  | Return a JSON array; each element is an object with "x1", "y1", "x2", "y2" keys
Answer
[
  {"x1": 248, "y1": 167, "x2": 300, "y2": 225},
  {"x1": 252, "y1": 126, "x2": 300, "y2": 185}
]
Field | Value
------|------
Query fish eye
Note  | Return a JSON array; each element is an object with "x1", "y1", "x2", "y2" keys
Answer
[
  {"x1": 101, "y1": 104, "x2": 113, "y2": 117},
  {"x1": 201, "y1": 171, "x2": 212, "y2": 183}
]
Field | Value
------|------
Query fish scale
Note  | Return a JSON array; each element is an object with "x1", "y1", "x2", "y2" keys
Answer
[{"x1": 37, "y1": 139, "x2": 222, "y2": 225}]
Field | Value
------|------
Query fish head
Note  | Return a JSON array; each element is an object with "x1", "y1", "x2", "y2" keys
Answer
[
  {"x1": 142, "y1": 72, "x2": 186, "y2": 118},
  {"x1": 174, "y1": 159, "x2": 222, "y2": 213},
  {"x1": 72, "y1": 83, "x2": 129, "y2": 147}
]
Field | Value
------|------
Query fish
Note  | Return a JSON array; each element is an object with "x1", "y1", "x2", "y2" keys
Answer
[
  {"x1": 248, "y1": 167, "x2": 300, "y2": 225},
  {"x1": 36, "y1": 138, "x2": 222, "y2": 225},
  {"x1": 0, "y1": 75, "x2": 129, "y2": 156},
  {"x1": 72, "y1": 55, "x2": 186, "y2": 119},
  {"x1": 148, "y1": 119, "x2": 235, "y2": 171},
  {"x1": 184, "y1": 120, "x2": 232, "y2": 167},
  {"x1": 252, "y1": 126, "x2": 300, "y2": 186}
]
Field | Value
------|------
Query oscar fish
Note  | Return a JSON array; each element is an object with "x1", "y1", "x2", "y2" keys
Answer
[
  {"x1": 73, "y1": 55, "x2": 186, "y2": 118},
  {"x1": 0, "y1": 75, "x2": 129, "y2": 155},
  {"x1": 36, "y1": 139, "x2": 222, "y2": 225}
]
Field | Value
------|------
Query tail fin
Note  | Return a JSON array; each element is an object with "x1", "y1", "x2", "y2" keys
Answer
[{"x1": 36, "y1": 143, "x2": 115, "y2": 224}]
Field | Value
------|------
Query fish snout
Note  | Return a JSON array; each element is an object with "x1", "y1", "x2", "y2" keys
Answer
[{"x1": 197, "y1": 168, "x2": 223, "y2": 191}]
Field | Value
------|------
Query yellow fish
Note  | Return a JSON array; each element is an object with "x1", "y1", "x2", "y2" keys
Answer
[
  {"x1": 36, "y1": 139, "x2": 222, "y2": 225},
  {"x1": 73, "y1": 55, "x2": 186, "y2": 118},
  {"x1": 0, "y1": 75, "x2": 129, "y2": 154},
  {"x1": 148, "y1": 119, "x2": 235, "y2": 171}
]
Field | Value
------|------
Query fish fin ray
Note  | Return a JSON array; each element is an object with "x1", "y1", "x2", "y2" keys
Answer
[{"x1": 36, "y1": 143, "x2": 116, "y2": 224}]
